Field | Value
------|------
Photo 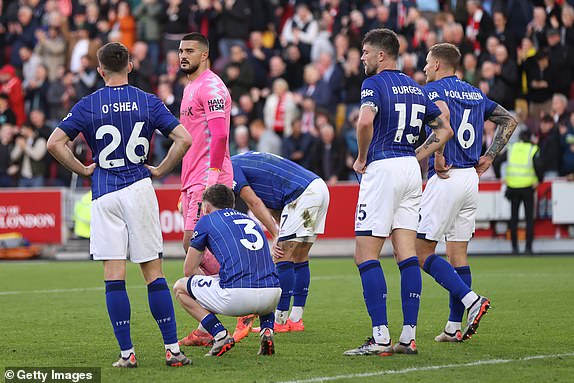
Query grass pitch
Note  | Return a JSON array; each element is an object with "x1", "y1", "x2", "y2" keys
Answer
[{"x1": 1, "y1": 256, "x2": 573, "y2": 382}]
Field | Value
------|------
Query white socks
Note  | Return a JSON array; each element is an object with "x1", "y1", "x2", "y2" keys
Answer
[
  {"x1": 120, "y1": 347, "x2": 135, "y2": 358},
  {"x1": 288, "y1": 306, "x2": 304, "y2": 322},
  {"x1": 399, "y1": 325, "x2": 416, "y2": 344},
  {"x1": 372, "y1": 325, "x2": 390, "y2": 345},
  {"x1": 165, "y1": 343, "x2": 180, "y2": 354},
  {"x1": 461, "y1": 291, "x2": 479, "y2": 309},
  {"x1": 445, "y1": 321, "x2": 462, "y2": 334},
  {"x1": 275, "y1": 310, "x2": 289, "y2": 325}
]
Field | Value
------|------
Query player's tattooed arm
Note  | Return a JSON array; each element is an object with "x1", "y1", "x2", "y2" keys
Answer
[
  {"x1": 415, "y1": 111, "x2": 454, "y2": 162},
  {"x1": 484, "y1": 105, "x2": 518, "y2": 161},
  {"x1": 475, "y1": 105, "x2": 518, "y2": 176}
]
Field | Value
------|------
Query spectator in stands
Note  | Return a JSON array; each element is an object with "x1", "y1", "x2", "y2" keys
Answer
[
  {"x1": 24, "y1": 64, "x2": 49, "y2": 116},
  {"x1": 492, "y1": 44, "x2": 518, "y2": 111},
  {"x1": 133, "y1": 0, "x2": 162, "y2": 69},
  {"x1": 47, "y1": 68, "x2": 77, "y2": 124},
  {"x1": 230, "y1": 125, "x2": 252, "y2": 156},
  {"x1": 333, "y1": 32, "x2": 350, "y2": 66},
  {"x1": 462, "y1": 52, "x2": 479, "y2": 87},
  {"x1": 315, "y1": 123, "x2": 347, "y2": 186},
  {"x1": 161, "y1": 0, "x2": 190, "y2": 54},
  {"x1": 316, "y1": 52, "x2": 344, "y2": 115},
  {"x1": 342, "y1": 108, "x2": 359, "y2": 181},
  {"x1": 527, "y1": 7, "x2": 549, "y2": 50},
  {"x1": 74, "y1": 55, "x2": 99, "y2": 99},
  {"x1": 525, "y1": 51, "x2": 553, "y2": 118},
  {"x1": 34, "y1": 26, "x2": 66, "y2": 82},
  {"x1": 249, "y1": 118, "x2": 281, "y2": 155},
  {"x1": 0, "y1": 65, "x2": 25, "y2": 126},
  {"x1": 300, "y1": 96, "x2": 318, "y2": 137},
  {"x1": 0, "y1": 124, "x2": 17, "y2": 187},
  {"x1": 517, "y1": 36, "x2": 537, "y2": 97},
  {"x1": 298, "y1": 64, "x2": 331, "y2": 114},
  {"x1": 465, "y1": 0, "x2": 494, "y2": 55},
  {"x1": 282, "y1": 118, "x2": 316, "y2": 170},
  {"x1": 109, "y1": 1, "x2": 136, "y2": 51},
  {"x1": 266, "y1": 55, "x2": 287, "y2": 90},
  {"x1": 129, "y1": 41, "x2": 154, "y2": 93},
  {"x1": 263, "y1": 78, "x2": 297, "y2": 137},
  {"x1": 68, "y1": 26, "x2": 100, "y2": 74},
  {"x1": 492, "y1": 10, "x2": 517, "y2": 59},
  {"x1": 342, "y1": 47, "x2": 365, "y2": 116},
  {"x1": 19, "y1": 44, "x2": 41, "y2": 89},
  {"x1": 284, "y1": 44, "x2": 305, "y2": 91},
  {"x1": 536, "y1": 114, "x2": 562, "y2": 179},
  {"x1": 281, "y1": 3, "x2": 319, "y2": 63},
  {"x1": 6, "y1": 6, "x2": 39, "y2": 68},
  {"x1": 247, "y1": 31, "x2": 273, "y2": 89},
  {"x1": 479, "y1": 35, "x2": 499, "y2": 65},
  {"x1": 237, "y1": 93, "x2": 262, "y2": 127},
  {"x1": 10, "y1": 123, "x2": 47, "y2": 187},
  {"x1": 311, "y1": 20, "x2": 335, "y2": 63},
  {"x1": 0, "y1": 94, "x2": 17, "y2": 126},
  {"x1": 547, "y1": 28, "x2": 573, "y2": 98},
  {"x1": 222, "y1": 44, "x2": 254, "y2": 101},
  {"x1": 561, "y1": 4, "x2": 574, "y2": 48},
  {"x1": 552, "y1": 93, "x2": 569, "y2": 125},
  {"x1": 216, "y1": 0, "x2": 252, "y2": 58},
  {"x1": 443, "y1": 22, "x2": 473, "y2": 57}
]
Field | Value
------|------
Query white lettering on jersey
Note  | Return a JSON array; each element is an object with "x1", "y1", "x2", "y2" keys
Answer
[
  {"x1": 361, "y1": 89, "x2": 375, "y2": 98},
  {"x1": 101, "y1": 102, "x2": 139, "y2": 114},
  {"x1": 391, "y1": 85, "x2": 423, "y2": 96},
  {"x1": 428, "y1": 91, "x2": 440, "y2": 100}
]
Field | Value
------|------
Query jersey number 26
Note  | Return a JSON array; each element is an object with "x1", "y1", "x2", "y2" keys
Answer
[{"x1": 96, "y1": 122, "x2": 149, "y2": 169}]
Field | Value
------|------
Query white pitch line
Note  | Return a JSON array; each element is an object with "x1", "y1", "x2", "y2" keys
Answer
[
  {"x1": 0, "y1": 275, "x2": 351, "y2": 296},
  {"x1": 276, "y1": 352, "x2": 574, "y2": 383}
]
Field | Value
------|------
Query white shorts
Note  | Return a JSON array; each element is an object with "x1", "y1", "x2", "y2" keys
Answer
[
  {"x1": 354, "y1": 157, "x2": 422, "y2": 237},
  {"x1": 418, "y1": 168, "x2": 479, "y2": 242},
  {"x1": 278, "y1": 178, "x2": 330, "y2": 242},
  {"x1": 91, "y1": 178, "x2": 163, "y2": 263},
  {"x1": 186, "y1": 276, "x2": 281, "y2": 316}
]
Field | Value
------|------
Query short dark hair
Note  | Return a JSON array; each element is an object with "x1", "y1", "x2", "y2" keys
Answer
[
  {"x1": 362, "y1": 28, "x2": 399, "y2": 59},
  {"x1": 202, "y1": 184, "x2": 235, "y2": 209},
  {"x1": 97, "y1": 42, "x2": 129, "y2": 73},
  {"x1": 181, "y1": 32, "x2": 209, "y2": 50},
  {"x1": 429, "y1": 43, "x2": 461, "y2": 69}
]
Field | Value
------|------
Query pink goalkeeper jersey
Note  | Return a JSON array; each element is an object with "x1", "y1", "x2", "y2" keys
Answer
[{"x1": 180, "y1": 69, "x2": 233, "y2": 191}]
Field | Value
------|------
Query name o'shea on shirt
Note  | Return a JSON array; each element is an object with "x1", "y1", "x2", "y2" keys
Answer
[{"x1": 101, "y1": 102, "x2": 139, "y2": 113}]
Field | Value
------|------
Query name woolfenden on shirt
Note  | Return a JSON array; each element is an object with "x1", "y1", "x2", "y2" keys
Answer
[
  {"x1": 207, "y1": 98, "x2": 224, "y2": 112},
  {"x1": 428, "y1": 90, "x2": 484, "y2": 101}
]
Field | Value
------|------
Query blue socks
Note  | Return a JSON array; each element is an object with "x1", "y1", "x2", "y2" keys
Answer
[
  {"x1": 398, "y1": 257, "x2": 421, "y2": 326},
  {"x1": 105, "y1": 280, "x2": 132, "y2": 351},
  {"x1": 147, "y1": 278, "x2": 178, "y2": 345},
  {"x1": 293, "y1": 261, "x2": 310, "y2": 307},
  {"x1": 423, "y1": 254, "x2": 472, "y2": 301},
  {"x1": 260, "y1": 312, "x2": 275, "y2": 330},
  {"x1": 358, "y1": 260, "x2": 388, "y2": 327},
  {"x1": 450, "y1": 266, "x2": 472, "y2": 322},
  {"x1": 276, "y1": 261, "x2": 295, "y2": 311},
  {"x1": 201, "y1": 313, "x2": 226, "y2": 338}
]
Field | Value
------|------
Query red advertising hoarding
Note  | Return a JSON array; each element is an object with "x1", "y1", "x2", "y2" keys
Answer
[
  {"x1": 155, "y1": 187, "x2": 184, "y2": 242},
  {"x1": 0, "y1": 189, "x2": 63, "y2": 243}
]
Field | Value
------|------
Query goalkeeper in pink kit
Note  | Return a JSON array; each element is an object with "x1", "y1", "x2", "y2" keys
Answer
[{"x1": 176, "y1": 33, "x2": 252, "y2": 347}]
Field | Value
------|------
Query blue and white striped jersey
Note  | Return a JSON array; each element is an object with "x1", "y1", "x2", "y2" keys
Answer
[
  {"x1": 231, "y1": 151, "x2": 319, "y2": 210},
  {"x1": 57, "y1": 85, "x2": 180, "y2": 199},
  {"x1": 190, "y1": 208, "x2": 280, "y2": 289},
  {"x1": 360, "y1": 70, "x2": 441, "y2": 164},
  {"x1": 424, "y1": 76, "x2": 498, "y2": 176}
]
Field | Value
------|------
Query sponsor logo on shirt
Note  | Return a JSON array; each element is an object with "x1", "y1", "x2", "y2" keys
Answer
[
  {"x1": 208, "y1": 98, "x2": 225, "y2": 112},
  {"x1": 181, "y1": 106, "x2": 193, "y2": 117},
  {"x1": 428, "y1": 91, "x2": 440, "y2": 100},
  {"x1": 361, "y1": 89, "x2": 374, "y2": 98}
]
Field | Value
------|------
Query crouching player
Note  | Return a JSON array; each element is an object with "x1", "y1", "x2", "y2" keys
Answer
[{"x1": 173, "y1": 184, "x2": 281, "y2": 356}]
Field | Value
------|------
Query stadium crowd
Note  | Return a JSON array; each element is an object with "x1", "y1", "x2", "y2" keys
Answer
[{"x1": 0, "y1": 0, "x2": 574, "y2": 188}]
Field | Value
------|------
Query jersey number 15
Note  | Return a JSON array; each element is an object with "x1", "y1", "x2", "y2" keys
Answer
[{"x1": 394, "y1": 103, "x2": 425, "y2": 144}]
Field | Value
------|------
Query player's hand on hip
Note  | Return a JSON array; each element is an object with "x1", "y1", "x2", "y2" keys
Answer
[
  {"x1": 272, "y1": 239, "x2": 285, "y2": 260},
  {"x1": 83, "y1": 163, "x2": 96, "y2": 177},
  {"x1": 353, "y1": 158, "x2": 367, "y2": 174},
  {"x1": 434, "y1": 154, "x2": 452, "y2": 179},
  {"x1": 475, "y1": 156, "x2": 493, "y2": 177}
]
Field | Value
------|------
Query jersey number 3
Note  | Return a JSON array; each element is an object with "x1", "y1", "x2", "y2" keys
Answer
[
  {"x1": 394, "y1": 103, "x2": 425, "y2": 144},
  {"x1": 233, "y1": 219, "x2": 264, "y2": 251},
  {"x1": 96, "y1": 122, "x2": 149, "y2": 169}
]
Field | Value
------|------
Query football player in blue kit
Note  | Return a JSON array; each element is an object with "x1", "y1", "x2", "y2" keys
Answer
[
  {"x1": 47, "y1": 42, "x2": 192, "y2": 368},
  {"x1": 417, "y1": 43, "x2": 517, "y2": 342}
]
